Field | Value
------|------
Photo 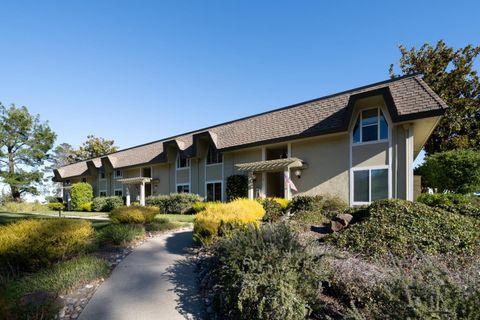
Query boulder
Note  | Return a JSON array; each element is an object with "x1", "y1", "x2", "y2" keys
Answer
[{"x1": 330, "y1": 213, "x2": 353, "y2": 232}]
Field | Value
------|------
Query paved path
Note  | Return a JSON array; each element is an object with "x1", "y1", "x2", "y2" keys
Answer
[{"x1": 79, "y1": 229, "x2": 204, "y2": 320}]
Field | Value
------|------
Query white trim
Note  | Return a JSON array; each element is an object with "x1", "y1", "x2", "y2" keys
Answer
[
  {"x1": 351, "y1": 139, "x2": 389, "y2": 147},
  {"x1": 205, "y1": 180, "x2": 223, "y2": 202},
  {"x1": 176, "y1": 153, "x2": 191, "y2": 170},
  {"x1": 261, "y1": 147, "x2": 266, "y2": 198},
  {"x1": 352, "y1": 107, "x2": 389, "y2": 145},
  {"x1": 114, "y1": 169, "x2": 123, "y2": 179},
  {"x1": 205, "y1": 162, "x2": 223, "y2": 168}
]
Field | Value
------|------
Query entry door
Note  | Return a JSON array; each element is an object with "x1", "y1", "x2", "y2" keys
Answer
[{"x1": 145, "y1": 183, "x2": 152, "y2": 196}]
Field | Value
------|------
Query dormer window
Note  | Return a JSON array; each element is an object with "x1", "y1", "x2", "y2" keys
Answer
[
  {"x1": 114, "y1": 170, "x2": 123, "y2": 179},
  {"x1": 176, "y1": 154, "x2": 190, "y2": 169},
  {"x1": 353, "y1": 108, "x2": 388, "y2": 144},
  {"x1": 99, "y1": 171, "x2": 106, "y2": 180},
  {"x1": 206, "y1": 145, "x2": 222, "y2": 165}
]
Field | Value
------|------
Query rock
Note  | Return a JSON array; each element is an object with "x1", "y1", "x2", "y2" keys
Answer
[{"x1": 331, "y1": 213, "x2": 353, "y2": 232}]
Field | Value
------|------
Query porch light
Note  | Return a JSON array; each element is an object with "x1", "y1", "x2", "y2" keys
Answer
[{"x1": 294, "y1": 169, "x2": 302, "y2": 179}]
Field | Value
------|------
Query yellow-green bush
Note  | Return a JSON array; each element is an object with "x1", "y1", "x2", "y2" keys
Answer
[
  {"x1": 80, "y1": 202, "x2": 92, "y2": 212},
  {"x1": 2, "y1": 201, "x2": 48, "y2": 213},
  {"x1": 47, "y1": 202, "x2": 65, "y2": 212},
  {"x1": 269, "y1": 197, "x2": 289, "y2": 209},
  {"x1": 193, "y1": 198, "x2": 265, "y2": 244},
  {"x1": 109, "y1": 206, "x2": 158, "y2": 224},
  {"x1": 0, "y1": 219, "x2": 94, "y2": 271}
]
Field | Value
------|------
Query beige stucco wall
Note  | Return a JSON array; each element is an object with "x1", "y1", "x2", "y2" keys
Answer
[
  {"x1": 291, "y1": 134, "x2": 349, "y2": 202},
  {"x1": 176, "y1": 168, "x2": 190, "y2": 184},
  {"x1": 206, "y1": 164, "x2": 222, "y2": 181},
  {"x1": 352, "y1": 142, "x2": 389, "y2": 167}
]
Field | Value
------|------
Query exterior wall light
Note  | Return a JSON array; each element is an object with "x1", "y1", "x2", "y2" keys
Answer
[{"x1": 294, "y1": 169, "x2": 302, "y2": 179}]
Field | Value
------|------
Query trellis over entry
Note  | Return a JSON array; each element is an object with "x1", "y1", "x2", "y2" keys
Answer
[
  {"x1": 235, "y1": 157, "x2": 306, "y2": 200},
  {"x1": 117, "y1": 177, "x2": 153, "y2": 206}
]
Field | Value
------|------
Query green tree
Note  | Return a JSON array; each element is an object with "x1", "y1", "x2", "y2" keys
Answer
[
  {"x1": 0, "y1": 103, "x2": 56, "y2": 200},
  {"x1": 389, "y1": 40, "x2": 480, "y2": 154},
  {"x1": 73, "y1": 135, "x2": 118, "y2": 161},
  {"x1": 417, "y1": 149, "x2": 480, "y2": 194},
  {"x1": 52, "y1": 142, "x2": 76, "y2": 167}
]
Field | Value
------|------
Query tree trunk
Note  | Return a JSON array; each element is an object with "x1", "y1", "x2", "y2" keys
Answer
[{"x1": 8, "y1": 147, "x2": 21, "y2": 202}]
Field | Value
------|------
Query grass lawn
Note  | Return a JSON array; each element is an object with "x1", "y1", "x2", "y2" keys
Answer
[
  {"x1": 0, "y1": 212, "x2": 110, "y2": 230},
  {"x1": 156, "y1": 214, "x2": 195, "y2": 223}
]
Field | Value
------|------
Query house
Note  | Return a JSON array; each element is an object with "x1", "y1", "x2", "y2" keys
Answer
[{"x1": 53, "y1": 74, "x2": 447, "y2": 207}]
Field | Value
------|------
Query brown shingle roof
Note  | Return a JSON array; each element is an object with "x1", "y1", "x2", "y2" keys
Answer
[{"x1": 55, "y1": 74, "x2": 446, "y2": 179}]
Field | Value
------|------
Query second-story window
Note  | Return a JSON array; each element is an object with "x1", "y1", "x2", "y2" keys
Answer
[
  {"x1": 177, "y1": 154, "x2": 190, "y2": 169},
  {"x1": 99, "y1": 171, "x2": 106, "y2": 180},
  {"x1": 206, "y1": 145, "x2": 222, "y2": 165},
  {"x1": 114, "y1": 170, "x2": 122, "y2": 179},
  {"x1": 353, "y1": 108, "x2": 388, "y2": 144}
]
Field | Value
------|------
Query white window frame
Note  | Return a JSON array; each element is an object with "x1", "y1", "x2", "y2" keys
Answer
[
  {"x1": 114, "y1": 169, "x2": 123, "y2": 179},
  {"x1": 206, "y1": 145, "x2": 223, "y2": 166},
  {"x1": 351, "y1": 165, "x2": 390, "y2": 205},
  {"x1": 176, "y1": 154, "x2": 190, "y2": 169},
  {"x1": 99, "y1": 190, "x2": 107, "y2": 197},
  {"x1": 352, "y1": 107, "x2": 389, "y2": 146},
  {"x1": 205, "y1": 180, "x2": 223, "y2": 202},
  {"x1": 114, "y1": 188, "x2": 123, "y2": 197},
  {"x1": 176, "y1": 183, "x2": 190, "y2": 193}
]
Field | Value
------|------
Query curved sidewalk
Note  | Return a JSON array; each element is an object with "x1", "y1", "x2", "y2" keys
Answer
[{"x1": 79, "y1": 229, "x2": 204, "y2": 320}]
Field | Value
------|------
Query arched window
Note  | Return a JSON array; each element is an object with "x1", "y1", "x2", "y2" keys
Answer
[
  {"x1": 206, "y1": 145, "x2": 222, "y2": 165},
  {"x1": 353, "y1": 108, "x2": 388, "y2": 144}
]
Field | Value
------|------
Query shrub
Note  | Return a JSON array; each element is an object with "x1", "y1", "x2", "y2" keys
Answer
[
  {"x1": 289, "y1": 195, "x2": 325, "y2": 213},
  {"x1": 290, "y1": 210, "x2": 328, "y2": 231},
  {"x1": 70, "y1": 182, "x2": 93, "y2": 211},
  {"x1": 97, "y1": 224, "x2": 145, "y2": 245},
  {"x1": 193, "y1": 198, "x2": 265, "y2": 244},
  {"x1": 2, "y1": 201, "x2": 48, "y2": 213},
  {"x1": 345, "y1": 256, "x2": 480, "y2": 320},
  {"x1": 192, "y1": 201, "x2": 207, "y2": 213},
  {"x1": 325, "y1": 199, "x2": 480, "y2": 257},
  {"x1": 146, "y1": 193, "x2": 202, "y2": 214},
  {"x1": 259, "y1": 198, "x2": 285, "y2": 223},
  {"x1": 417, "y1": 149, "x2": 480, "y2": 194},
  {"x1": 109, "y1": 206, "x2": 158, "y2": 224},
  {"x1": 440, "y1": 204, "x2": 480, "y2": 218},
  {"x1": 92, "y1": 196, "x2": 124, "y2": 212},
  {"x1": 0, "y1": 219, "x2": 94, "y2": 271},
  {"x1": 47, "y1": 202, "x2": 65, "y2": 212},
  {"x1": 80, "y1": 202, "x2": 92, "y2": 212},
  {"x1": 417, "y1": 193, "x2": 470, "y2": 206},
  {"x1": 226, "y1": 174, "x2": 248, "y2": 201},
  {"x1": 145, "y1": 218, "x2": 181, "y2": 232},
  {"x1": 205, "y1": 223, "x2": 326, "y2": 319}
]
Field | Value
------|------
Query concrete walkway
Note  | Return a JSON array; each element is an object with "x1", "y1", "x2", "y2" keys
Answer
[{"x1": 79, "y1": 229, "x2": 204, "y2": 320}]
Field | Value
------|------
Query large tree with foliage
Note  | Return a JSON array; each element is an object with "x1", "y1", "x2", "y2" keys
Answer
[
  {"x1": 0, "y1": 103, "x2": 56, "y2": 200},
  {"x1": 417, "y1": 149, "x2": 480, "y2": 194},
  {"x1": 53, "y1": 136, "x2": 119, "y2": 166},
  {"x1": 389, "y1": 40, "x2": 480, "y2": 154}
]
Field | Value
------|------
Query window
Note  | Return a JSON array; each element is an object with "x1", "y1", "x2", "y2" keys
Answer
[
  {"x1": 176, "y1": 184, "x2": 190, "y2": 193},
  {"x1": 206, "y1": 182, "x2": 222, "y2": 201},
  {"x1": 206, "y1": 145, "x2": 222, "y2": 165},
  {"x1": 99, "y1": 190, "x2": 107, "y2": 197},
  {"x1": 353, "y1": 168, "x2": 388, "y2": 203},
  {"x1": 99, "y1": 171, "x2": 106, "y2": 180},
  {"x1": 353, "y1": 108, "x2": 388, "y2": 144},
  {"x1": 81, "y1": 177, "x2": 87, "y2": 183},
  {"x1": 114, "y1": 170, "x2": 122, "y2": 178},
  {"x1": 114, "y1": 189, "x2": 123, "y2": 197},
  {"x1": 176, "y1": 154, "x2": 190, "y2": 169}
]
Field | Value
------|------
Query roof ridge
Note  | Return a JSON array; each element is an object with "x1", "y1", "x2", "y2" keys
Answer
[
  {"x1": 413, "y1": 76, "x2": 449, "y2": 109},
  {"x1": 56, "y1": 73, "x2": 423, "y2": 170}
]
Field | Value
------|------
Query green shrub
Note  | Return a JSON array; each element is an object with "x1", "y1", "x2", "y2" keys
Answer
[
  {"x1": 417, "y1": 193, "x2": 470, "y2": 206},
  {"x1": 92, "y1": 196, "x2": 124, "y2": 212},
  {"x1": 226, "y1": 174, "x2": 248, "y2": 201},
  {"x1": 146, "y1": 193, "x2": 202, "y2": 214},
  {"x1": 193, "y1": 199, "x2": 265, "y2": 245},
  {"x1": 145, "y1": 218, "x2": 181, "y2": 232},
  {"x1": 2, "y1": 201, "x2": 48, "y2": 213},
  {"x1": 259, "y1": 198, "x2": 285, "y2": 223},
  {"x1": 192, "y1": 201, "x2": 207, "y2": 213},
  {"x1": 109, "y1": 206, "x2": 157, "y2": 224},
  {"x1": 80, "y1": 202, "x2": 92, "y2": 212},
  {"x1": 206, "y1": 223, "x2": 326, "y2": 319},
  {"x1": 290, "y1": 210, "x2": 328, "y2": 231},
  {"x1": 325, "y1": 199, "x2": 480, "y2": 257},
  {"x1": 0, "y1": 219, "x2": 94, "y2": 271},
  {"x1": 70, "y1": 183, "x2": 93, "y2": 211},
  {"x1": 97, "y1": 224, "x2": 145, "y2": 245},
  {"x1": 345, "y1": 256, "x2": 480, "y2": 320},
  {"x1": 289, "y1": 195, "x2": 325, "y2": 213},
  {"x1": 47, "y1": 202, "x2": 65, "y2": 212},
  {"x1": 439, "y1": 204, "x2": 480, "y2": 218}
]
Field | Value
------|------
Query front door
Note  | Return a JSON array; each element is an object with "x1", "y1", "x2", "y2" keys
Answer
[
  {"x1": 145, "y1": 183, "x2": 152, "y2": 197},
  {"x1": 266, "y1": 171, "x2": 284, "y2": 198}
]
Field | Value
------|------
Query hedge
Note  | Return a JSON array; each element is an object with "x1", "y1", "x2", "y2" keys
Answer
[
  {"x1": 92, "y1": 196, "x2": 124, "y2": 212},
  {"x1": 146, "y1": 193, "x2": 202, "y2": 214},
  {"x1": 70, "y1": 183, "x2": 93, "y2": 211},
  {"x1": 109, "y1": 206, "x2": 158, "y2": 224}
]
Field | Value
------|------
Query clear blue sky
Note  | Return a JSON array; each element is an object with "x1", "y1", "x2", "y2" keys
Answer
[{"x1": 1, "y1": 0, "x2": 479, "y2": 155}]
